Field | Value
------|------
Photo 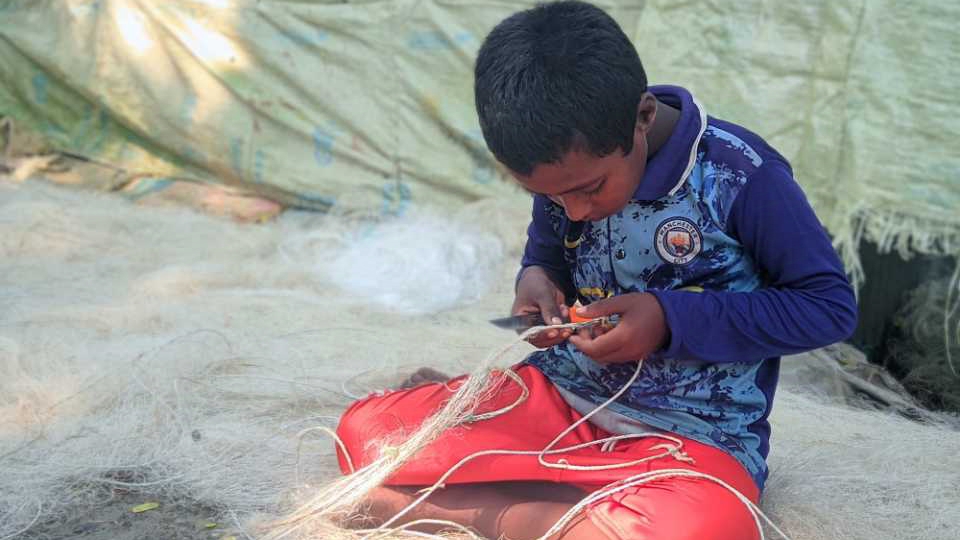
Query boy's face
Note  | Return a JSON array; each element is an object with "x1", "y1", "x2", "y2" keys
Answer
[
  {"x1": 511, "y1": 94, "x2": 656, "y2": 222},
  {"x1": 513, "y1": 137, "x2": 649, "y2": 222}
]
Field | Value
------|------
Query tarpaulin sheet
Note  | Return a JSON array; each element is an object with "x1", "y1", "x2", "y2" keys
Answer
[{"x1": 0, "y1": 0, "x2": 957, "y2": 278}]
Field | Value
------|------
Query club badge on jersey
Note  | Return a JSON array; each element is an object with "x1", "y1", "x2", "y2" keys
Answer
[{"x1": 654, "y1": 217, "x2": 703, "y2": 265}]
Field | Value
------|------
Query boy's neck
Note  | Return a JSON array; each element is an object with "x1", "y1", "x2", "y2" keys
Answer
[{"x1": 646, "y1": 99, "x2": 681, "y2": 158}]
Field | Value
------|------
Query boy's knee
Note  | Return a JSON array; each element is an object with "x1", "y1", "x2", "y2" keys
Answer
[
  {"x1": 335, "y1": 392, "x2": 410, "y2": 474},
  {"x1": 332, "y1": 378, "x2": 472, "y2": 477},
  {"x1": 334, "y1": 400, "x2": 364, "y2": 474},
  {"x1": 586, "y1": 479, "x2": 760, "y2": 540}
]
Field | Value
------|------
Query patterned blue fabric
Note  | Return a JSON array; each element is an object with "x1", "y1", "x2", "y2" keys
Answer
[{"x1": 522, "y1": 86, "x2": 858, "y2": 491}]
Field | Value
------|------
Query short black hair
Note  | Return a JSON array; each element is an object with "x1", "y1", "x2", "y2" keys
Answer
[{"x1": 474, "y1": 1, "x2": 647, "y2": 176}]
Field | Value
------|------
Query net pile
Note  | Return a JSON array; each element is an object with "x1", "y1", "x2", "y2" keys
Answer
[
  {"x1": 885, "y1": 272, "x2": 960, "y2": 412},
  {"x1": 1, "y1": 178, "x2": 958, "y2": 540}
]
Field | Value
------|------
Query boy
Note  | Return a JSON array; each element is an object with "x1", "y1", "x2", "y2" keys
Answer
[{"x1": 336, "y1": 1, "x2": 858, "y2": 538}]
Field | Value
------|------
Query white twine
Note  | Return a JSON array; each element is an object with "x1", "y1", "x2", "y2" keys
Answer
[
  {"x1": 0, "y1": 499, "x2": 42, "y2": 540},
  {"x1": 273, "y1": 322, "x2": 793, "y2": 540},
  {"x1": 943, "y1": 260, "x2": 960, "y2": 376}
]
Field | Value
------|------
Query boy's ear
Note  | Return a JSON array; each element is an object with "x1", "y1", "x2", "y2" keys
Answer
[{"x1": 634, "y1": 92, "x2": 658, "y2": 135}]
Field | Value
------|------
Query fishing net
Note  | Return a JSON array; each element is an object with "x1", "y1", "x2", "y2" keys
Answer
[
  {"x1": 2, "y1": 178, "x2": 959, "y2": 540},
  {"x1": 884, "y1": 271, "x2": 960, "y2": 412}
]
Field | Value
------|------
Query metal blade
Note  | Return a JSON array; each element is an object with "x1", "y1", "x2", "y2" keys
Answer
[{"x1": 489, "y1": 313, "x2": 546, "y2": 330}]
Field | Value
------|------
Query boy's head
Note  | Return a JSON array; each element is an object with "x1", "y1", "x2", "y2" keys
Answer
[{"x1": 475, "y1": 1, "x2": 656, "y2": 221}]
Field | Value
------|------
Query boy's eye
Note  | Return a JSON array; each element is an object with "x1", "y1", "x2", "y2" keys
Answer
[{"x1": 585, "y1": 179, "x2": 606, "y2": 195}]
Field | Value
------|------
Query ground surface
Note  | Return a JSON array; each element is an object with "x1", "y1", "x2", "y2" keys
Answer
[{"x1": 2, "y1": 178, "x2": 959, "y2": 540}]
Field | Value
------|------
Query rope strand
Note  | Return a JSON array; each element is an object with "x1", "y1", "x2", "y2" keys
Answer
[{"x1": 268, "y1": 323, "x2": 793, "y2": 540}]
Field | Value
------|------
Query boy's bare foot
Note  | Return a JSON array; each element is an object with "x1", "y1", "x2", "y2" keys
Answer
[
  {"x1": 350, "y1": 482, "x2": 596, "y2": 539},
  {"x1": 399, "y1": 367, "x2": 451, "y2": 389},
  {"x1": 348, "y1": 486, "x2": 417, "y2": 528}
]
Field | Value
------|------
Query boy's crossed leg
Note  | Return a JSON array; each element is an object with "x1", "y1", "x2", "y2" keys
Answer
[{"x1": 336, "y1": 366, "x2": 760, "y2": 540}]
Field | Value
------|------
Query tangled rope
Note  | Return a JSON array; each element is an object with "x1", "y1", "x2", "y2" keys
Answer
[{"x1": 268, "y1": 322, "x2": 794, "y2": 540}]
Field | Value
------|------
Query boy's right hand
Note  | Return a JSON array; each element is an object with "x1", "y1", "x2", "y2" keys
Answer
[{"x1": 511, "y1": 266, "x2": 572, "y2": 348}]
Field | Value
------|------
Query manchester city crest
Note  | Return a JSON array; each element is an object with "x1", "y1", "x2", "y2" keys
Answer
[{"x1": 654, "y1": 217, "x2": 702, "y2": 265}]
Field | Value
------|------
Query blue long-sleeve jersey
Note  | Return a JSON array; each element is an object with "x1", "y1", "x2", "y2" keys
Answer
[{"x1": 522, "y1": 86, "x2": 858, "y2": 491}]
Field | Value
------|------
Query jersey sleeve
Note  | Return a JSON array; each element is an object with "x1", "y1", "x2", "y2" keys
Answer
[
  {"x1": 519, "y1": 195, "x2": 575, "y2": 299},
  {"x1": 648, "y1": 160, "x2": 858, "y2": 363}
]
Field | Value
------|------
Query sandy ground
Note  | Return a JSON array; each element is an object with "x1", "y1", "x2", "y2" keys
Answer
[
  {"x1": 2, "y1": 177, "x2": 959, "y2": 540},
  {"x1": 23, "y1": 492, "x2": 225, "y2": 540}
]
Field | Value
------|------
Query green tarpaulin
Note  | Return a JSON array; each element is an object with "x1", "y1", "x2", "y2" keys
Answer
[{"x1": 1, "y1": 0, "x2": 957, "y2": 282}]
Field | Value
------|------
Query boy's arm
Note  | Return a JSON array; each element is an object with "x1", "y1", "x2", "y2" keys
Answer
[
  {"x1": 519, "y1": 196, "x2": 575, "y2": 300},
  {"x1": 647, "y1": 159, "x2": 858, "y2": 363}
]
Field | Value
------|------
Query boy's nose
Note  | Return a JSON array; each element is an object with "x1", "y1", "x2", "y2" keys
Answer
[{"x1": 559, "y1": 195, "x2": 591, "y2": 221}]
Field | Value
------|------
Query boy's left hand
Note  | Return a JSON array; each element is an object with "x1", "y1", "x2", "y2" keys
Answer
[{"x1": 568, "y1": 293, "x2": 669, "y2": 364}]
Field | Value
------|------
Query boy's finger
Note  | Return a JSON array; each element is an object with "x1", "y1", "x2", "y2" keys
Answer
[
  {"x1": 511, "y1": 303, "x2": 542, "y2": 316},
  {"x1": 526, "y1": 334, "x2": 565, "y2": 348},
  {"x1": 536, "y1": 298, "x2": 563, "y2": 325},
  {"x1": 570, "y1": 328, "x2": 624, "y2": 359},
  {"x1": 525, "y1": 334, "x2": 547, "y2": 346},
  {"x1": 576, "y1": 295, "x2": 631, "y2": 318}
]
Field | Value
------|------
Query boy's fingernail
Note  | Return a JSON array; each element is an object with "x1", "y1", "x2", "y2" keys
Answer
[{"x1": 551, "y1": 317, "x2": 561, "y2": 325}]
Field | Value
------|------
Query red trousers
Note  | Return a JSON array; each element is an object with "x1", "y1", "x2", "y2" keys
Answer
[{"x1": 336, "y1": 365, "x2": 760, "y2": 540}]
